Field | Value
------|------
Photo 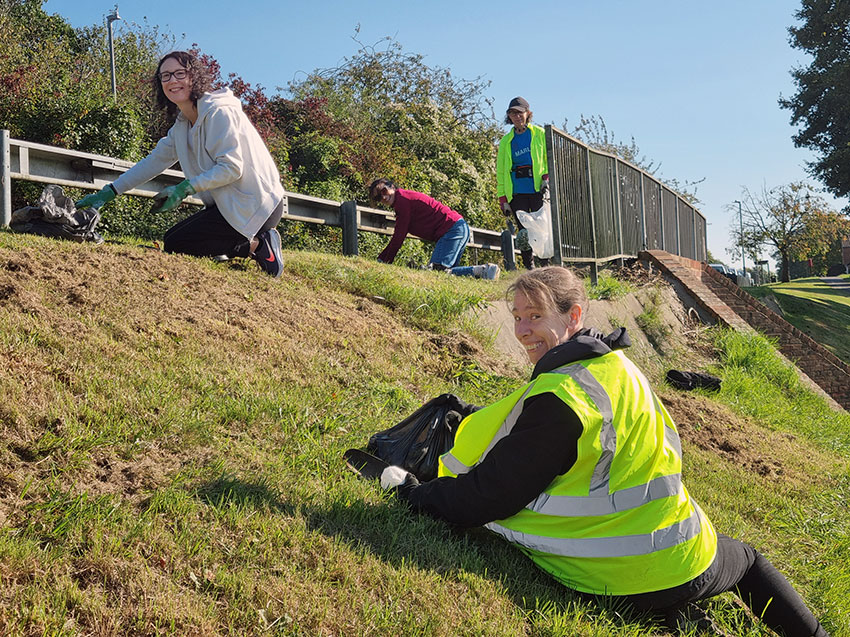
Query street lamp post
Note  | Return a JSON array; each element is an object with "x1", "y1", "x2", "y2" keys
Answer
[
  {"x1": 733, "y1": 199, "x2": 745, "y2": 277},
  {"x1": 106, "y1": 6, "x2": 121, "y2": 100}
]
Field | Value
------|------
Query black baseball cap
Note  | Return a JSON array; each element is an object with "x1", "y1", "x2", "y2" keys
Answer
[{"x1": 507, "y1": 96, "x2": 530, "y2": 112}]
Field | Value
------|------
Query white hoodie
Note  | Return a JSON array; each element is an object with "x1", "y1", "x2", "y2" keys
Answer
[{"x1": 112, "y1": 88, "x2": 285, "y2": 240}]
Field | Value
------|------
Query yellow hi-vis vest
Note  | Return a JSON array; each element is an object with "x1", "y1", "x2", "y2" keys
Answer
[{"x1": 438, "y1": 349, "x2": 717, "y2": 596}]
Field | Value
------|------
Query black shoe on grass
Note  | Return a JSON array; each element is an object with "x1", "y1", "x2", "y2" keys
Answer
[{"x1": 252, "y1": 228, "x2": 284, "y2": 277}]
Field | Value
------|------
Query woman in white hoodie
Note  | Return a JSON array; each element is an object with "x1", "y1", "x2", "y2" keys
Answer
[{"x1": 77, "y1": 50, "x2": 286, "y2": 277}]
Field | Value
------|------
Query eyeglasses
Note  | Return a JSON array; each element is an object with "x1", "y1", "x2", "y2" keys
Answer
[{"x1": 158, "y1": 69, "x2": 188, "y2": 83}]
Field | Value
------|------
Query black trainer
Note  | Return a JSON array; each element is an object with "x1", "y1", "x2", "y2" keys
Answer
[{"x1": 252, "y1": 228, "x2": 284, "y2": 277}]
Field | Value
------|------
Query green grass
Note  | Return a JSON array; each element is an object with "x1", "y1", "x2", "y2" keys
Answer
[
  {"x1": 585, "y1": 271, "x2": 636, "y2": 300},
  {"x1": 634, "y1": 287, "x2": 672, "y2": 348},
  {"x1": 0, "y1": 233, "x2": 847, "y2": 636},
  {"x1": 746, "y1": 275, "x2": 850, "y2": 365},
  {"x1": 706, "y1": 328, "x2": 850, "y2": 458}
]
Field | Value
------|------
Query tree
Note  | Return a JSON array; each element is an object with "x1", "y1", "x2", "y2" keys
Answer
[
  {"x1": 287, "y1": 34, "x2": 503, "y2": 230},
  {"x1": 780, "y1": 0, "x2": 850, "y2": 199},
  {"x1": 564, "y1": 114, "x2": 705, "y2": 205},
  {"x1": 0, "y1": 1, "x2": 169, "y2": 161},
  {"x1": 731, "y1": 182, "x2": 850, "y2": 281}
]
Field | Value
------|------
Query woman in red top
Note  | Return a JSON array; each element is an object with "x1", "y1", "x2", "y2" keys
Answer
[{"x1": 369, "y1": 178, "x2": 498, "y2": 279}]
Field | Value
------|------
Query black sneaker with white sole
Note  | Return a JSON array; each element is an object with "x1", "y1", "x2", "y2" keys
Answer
[{"x1": 252, "y1": 228, "x2": 284, "y2": 277}]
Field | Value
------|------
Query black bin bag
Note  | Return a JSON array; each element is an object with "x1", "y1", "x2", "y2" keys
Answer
[
  {"x1": 368, "y1": 393, "x2": 477, "y2": 482},
  {"x1": 665, "y1": 369, "x2": 722, "y2": 392}
]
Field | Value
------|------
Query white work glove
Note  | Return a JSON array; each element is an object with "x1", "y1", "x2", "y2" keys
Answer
[{"x1": 380, "y1": 465, "x2": 411, "y2": 490}]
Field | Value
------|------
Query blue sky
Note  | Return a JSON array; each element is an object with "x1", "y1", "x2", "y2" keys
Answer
[{"x1": 45, "y1": 0, "x2": 838, "y2": 265}]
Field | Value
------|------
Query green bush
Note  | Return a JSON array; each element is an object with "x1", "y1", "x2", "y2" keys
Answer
[{"x1": 60, "y1": 103, "x2": 147, "y2": 161}]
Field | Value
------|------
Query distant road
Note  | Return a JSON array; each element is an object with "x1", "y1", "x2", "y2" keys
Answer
[{"x1": 820, "y1": 276, "x2": 850, "y2": 295}]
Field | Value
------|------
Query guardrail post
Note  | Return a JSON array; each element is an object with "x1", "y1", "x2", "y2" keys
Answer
[
  {"x1": 340, "y1": 200, "x2": 359, "y2": 256},
  {"x1": 501, "y1": 222, "x2": 516, "y2": 271},
  {"x1": 1, "y1": 130, "x2": 10, "y2": 227}
]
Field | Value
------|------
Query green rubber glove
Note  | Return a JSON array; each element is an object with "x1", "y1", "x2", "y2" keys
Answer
[
  {"x1": 151, "y1": 179, "x2": 195, "y2": 213},
  {"x1": 76, "y1": 185, "x2": 117, "y2": 210}
]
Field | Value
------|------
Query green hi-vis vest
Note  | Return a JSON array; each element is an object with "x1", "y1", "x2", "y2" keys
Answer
[
  {"x1": 438, "y1": 350, "x2": 717, "y2": 596},
  {"x1": 496, "y1": 123, "x2": 548, "y2": 202}
]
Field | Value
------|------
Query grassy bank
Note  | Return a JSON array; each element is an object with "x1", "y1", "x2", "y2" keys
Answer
[
  {"x1": 747, "y1": 275, "x2": 850, "y2": 365},
  {"x1": 0, "y1": 233, "x2": 847, "y2": 636}
]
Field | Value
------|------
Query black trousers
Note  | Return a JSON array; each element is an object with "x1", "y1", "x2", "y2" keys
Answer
[
  {"x1": 163, "y1": 200, "x2": 284, "y2": 258},
  {"x1": 586, "y1": 534, "x2": 827, "y2": 636},
  {"x1": 508, "y1": 192, "x2": 544, "y2": 233}
]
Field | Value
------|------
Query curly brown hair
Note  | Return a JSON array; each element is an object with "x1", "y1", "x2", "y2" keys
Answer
[{"x1": 151, "y1": 51, "x2": 212, "y2": 119}]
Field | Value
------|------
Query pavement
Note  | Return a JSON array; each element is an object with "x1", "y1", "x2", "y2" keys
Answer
[{"x1": 820, "y1": 276, "x2": 850, "y2": 295}]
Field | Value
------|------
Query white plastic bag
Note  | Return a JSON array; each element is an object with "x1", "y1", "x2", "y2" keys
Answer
[{"x1": 516, "y1": 199, "x2": 554, "y2": 259}]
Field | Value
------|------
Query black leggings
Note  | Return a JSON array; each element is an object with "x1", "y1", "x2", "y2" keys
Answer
[
  {"x1": 508, "y1": 192, "x2": 544, "y2": 232},
  {"x1": 163, "y1": 200, "x2": 284, "y2": 258},
  {"x1": 603, "y1": 534, "x2": 827, "y2": 636}
]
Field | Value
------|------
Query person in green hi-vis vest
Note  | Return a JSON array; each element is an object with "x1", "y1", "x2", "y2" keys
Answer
[
  {"x1": 496, "y1": 96, "x2": 550, "y2": 271},
  {"x1": 379, "y1": 266, "x2": 829, "y2": 636}
]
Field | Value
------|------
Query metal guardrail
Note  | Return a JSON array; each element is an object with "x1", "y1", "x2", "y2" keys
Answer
[
  {"x1": 0, "y1": 131, "x2": 510, "y2": 258},
  {"x1": 545, "y1": 125, "x2": 707, "y2": 273}
]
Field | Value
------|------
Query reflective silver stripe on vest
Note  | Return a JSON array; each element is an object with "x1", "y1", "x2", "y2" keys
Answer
[
  {"x1": 485, "y1": 505, "x2": 704, "y2": 558},
  {"x1": 441, "y1": 451, "x2": 470, "y2": 476},
  {"x1": 646, "y1": 388, "x2": 683, "y2": 459},
  {"x1": 550, "y1": 363, "x2": 615, "y2": 496},
  {"x1": 526, "y1": 472, "x2": 682, "y2": 517},
  {"x1": 441, "y1": 384, "x2": 536, "y2": 476},
  {"x1": 480, "y1": 384, "x2": 536, "y2": 460}
]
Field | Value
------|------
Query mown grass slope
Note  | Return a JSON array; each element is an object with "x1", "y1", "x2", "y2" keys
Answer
[
  {"x1": 1, "y1": 233, "x2": 848, "y2": 637},
  {"x1": 747, "y1": 275, "x2": 850, "y2": 365}
]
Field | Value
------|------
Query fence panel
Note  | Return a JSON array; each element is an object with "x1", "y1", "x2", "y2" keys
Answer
[
  {"x1": 694, "y1": 212, "x2": 707, "y2": 262},
  {"x1": 546, "y1": 126, "x2": 707, "y2": 264},
  {"x1": 618, "y1": 161, "x2": 643, "y2": 254},
  {"x1": 589, "y1": 152, "x2": 620, "y2": 259},
  {"x1": 642, "y1": 175, "x2": 663, "y2": 251},
  {"x1": 549, "y1": 133, "x2": 594, "y2": 261},
  {"x1": 661, "y1": 187, "x2": 679, "y2": 254},
  {"x1": 678, "y1": 200, "x2": 696, "y2": 260}
]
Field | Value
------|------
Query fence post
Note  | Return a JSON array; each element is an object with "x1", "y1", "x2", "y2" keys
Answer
[
  {"x1": 658, "y1": 186, "x2": 665, "y2": 252},
  {"x1": 585, "y1": 148, "x2": 599, "y2": 279},
  {"x1": 544, "y1": 125, "x2": 563, "y2": 266},
  {"x1": 639, "y1": 172, "x2": 647, "y2": 250},
  {"x1": 1, "y1": 130, "x2": 10, "y2": 228},
  {"x1": 340, "y1": 200, "x2": 359, "y2": 256},
  {"x1": 674, "y1": 197, "x2": 681, "y2": 256},
  {"x1": 613, "y1": 159, "x2": 624, "y2": 266},
  {"x1": 692, "y1": 206, "x2": 698, "y2": 261}
]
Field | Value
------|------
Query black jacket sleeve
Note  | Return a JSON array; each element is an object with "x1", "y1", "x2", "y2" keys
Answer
[{"x1": 398, "y1": 392, "x2": 583, "y2": 527}]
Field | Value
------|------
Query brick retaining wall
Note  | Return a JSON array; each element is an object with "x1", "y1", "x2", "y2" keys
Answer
[{"x1": 639, "y1": 250, "x2": 850, "y2": 410}]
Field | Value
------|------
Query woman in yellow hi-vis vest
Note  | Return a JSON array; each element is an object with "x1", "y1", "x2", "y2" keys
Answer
[{"x1": 380, "y1": 267, "x2": 829, "y2": 636}]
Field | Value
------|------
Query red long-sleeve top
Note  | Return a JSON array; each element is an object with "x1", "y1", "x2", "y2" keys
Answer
[{"x1": 378, "y1": 189, "x2": 462, "y2": 264}]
